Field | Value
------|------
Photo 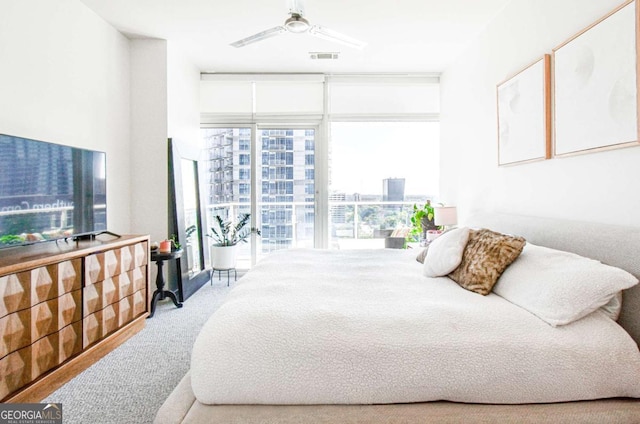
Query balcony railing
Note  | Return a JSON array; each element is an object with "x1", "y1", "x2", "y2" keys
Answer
[
  {"x1": 206, "y1": 200, "x2": 427, "y2": 252},
  {"x1": 328, "y1": 200, "x2": 419, "y2": 240}
]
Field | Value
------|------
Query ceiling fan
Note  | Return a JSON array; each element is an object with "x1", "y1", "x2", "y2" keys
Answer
[{"x1": 229, "y1": 0, "x2": 367, "y2": 50}]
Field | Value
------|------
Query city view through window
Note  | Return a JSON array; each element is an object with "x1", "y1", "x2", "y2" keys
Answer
[
  {"x1": 202, "y1": 127, "x2": 315, "y2": 266},
  {"x1": 202, "y1": 122, "x2": 439, "y2": 265},
  {"x1": 329, "y1": 122, "x2": 439, "y2": 249}
]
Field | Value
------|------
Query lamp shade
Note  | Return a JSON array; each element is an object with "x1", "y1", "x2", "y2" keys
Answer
[{"x1": 434, "y1": 206, "x2": 457, "y2": 226}]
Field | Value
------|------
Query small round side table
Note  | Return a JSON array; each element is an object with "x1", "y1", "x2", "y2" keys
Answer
[{"x1": 148, "y1": 249, "x2": 183, "y2": 318}]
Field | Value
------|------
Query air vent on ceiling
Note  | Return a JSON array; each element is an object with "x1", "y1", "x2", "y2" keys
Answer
[{"x1": 309, "y1": 52, "x2": 339, "y2": 60}]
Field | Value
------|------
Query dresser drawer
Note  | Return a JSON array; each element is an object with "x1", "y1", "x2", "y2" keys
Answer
[{"x1": 1, "y1": 289, "x2": 81, "y2": 360}]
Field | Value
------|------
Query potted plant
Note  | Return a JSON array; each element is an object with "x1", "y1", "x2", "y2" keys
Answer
[
  {"x1": 409, "y1": 201, "x2": 440, "y2": 242},
  {"x1": 207, "y1": 213, "x2": 260, "y2": 270}
]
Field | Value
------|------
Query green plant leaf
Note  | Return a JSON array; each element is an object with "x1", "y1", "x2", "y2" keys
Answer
[{"x1": 207, "y1": 213, "x2": 261, "y2": 246}]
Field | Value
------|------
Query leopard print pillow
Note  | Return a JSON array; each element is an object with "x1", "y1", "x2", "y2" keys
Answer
[{"x1": 448, "y1": 228, "x2": 526, "y2": 295}]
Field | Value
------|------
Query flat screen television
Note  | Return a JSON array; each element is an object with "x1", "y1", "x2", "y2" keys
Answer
[{"x1": 0, "y1": 134, "x2": 107, "y2": 250}]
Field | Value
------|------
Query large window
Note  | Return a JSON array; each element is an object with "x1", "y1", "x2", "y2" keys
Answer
[
  {"x1": 202, "y1": 127, "x2": 253, "y2": 269},
  {"x1": 202, "y1": 126, "x2": 316, "y2": 266},
  {"x1": 329, "y1": 122, "x2": 439, "y2": 249},
  {"x1": 257, "y1": 128, "x2": 315, "y2": 255},
  {"x1": 200, "y1": 75, "x2": 441, "y2": 261}
]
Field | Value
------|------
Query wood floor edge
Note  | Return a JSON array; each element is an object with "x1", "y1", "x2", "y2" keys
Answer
[{"x1": 4, "y1": 315, "x2": 148, "y2": 403}]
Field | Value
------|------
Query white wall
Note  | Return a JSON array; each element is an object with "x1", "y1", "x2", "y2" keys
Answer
[
  {"x1": 129, "y1": 40, "x2": 202, "y2": 244},
  {"x1": 168, "y1": 43, "x2": 202, "y2": 154},
  {"x1": 440, "y1": 0, "x2": 640, "y2": 227},
  {"x1": 130, "y1": 39, "x2": 169, "y2": 243},
  {"x1": 0, "y1": 0, "x2": 131, "y2": 233},
  {"x1": 0, "y1": 0, "x2": 202, "y2": 251}
]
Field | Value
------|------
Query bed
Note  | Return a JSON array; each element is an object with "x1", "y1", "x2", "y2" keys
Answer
[{"x1": 155, "y1": 213, "x2": 640, "y2": 423}]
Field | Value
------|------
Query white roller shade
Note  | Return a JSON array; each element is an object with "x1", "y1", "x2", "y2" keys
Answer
[
  {"x1": 200, "y1": 74, "x2": 440, "y2": 122},
  {"x1": 201, "y1": 74, "x2": 324, "y2": 122},
  {"x1": 255, "y1": 81, "x2": 323, "y2": 115},
  {"x1": 200, "y1": 81, "x2": 253, "y2": 114},
  {"x1": 329, "y1": 78, "x2": 440, "y2": 116}
]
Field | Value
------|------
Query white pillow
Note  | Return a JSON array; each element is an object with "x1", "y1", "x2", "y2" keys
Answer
[
  {"x1": 423, "y1": 227, "x2": 470, "y2": 277},
  {"x1": 600, "y1": 291, "x2": 623, "y2": 321},
  {"x1": 494, "y1": 243, "x2": 638, "y2": 326}
]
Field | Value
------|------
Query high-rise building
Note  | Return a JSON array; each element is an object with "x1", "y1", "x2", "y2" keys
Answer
[
  {"x1": 205, "y1": 128, "x2": 251, "y2": 207},
  {"x1": 382, "y1": 178, "x2": 405, "y2": 202},
  {"x1": 203, "y1": 128, "x2": 315, "y2": 253}
]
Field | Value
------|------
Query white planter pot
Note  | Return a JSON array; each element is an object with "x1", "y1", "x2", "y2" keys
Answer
[{"x1": 210, "y1": 244, "x2": 239, "y2": 270}]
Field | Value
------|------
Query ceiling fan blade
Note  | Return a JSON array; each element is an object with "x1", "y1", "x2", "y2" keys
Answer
[
  {"x1": 230, "y1": 26, "x2": 287, "y2": 48},
  {"x1": 308, "y1": 25, "x2": 367, "y2": 50},
  {"x1": 288, "y1": 0, "x2": 305, "y2": 16}
]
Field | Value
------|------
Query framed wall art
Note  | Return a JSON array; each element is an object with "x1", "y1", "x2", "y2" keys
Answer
[
  {"x1": 497, "y1": 55, "x2": 551, "y2": 166},
  {"x1": 553, "y1": 0, "x2": 639, "y2": 156}
]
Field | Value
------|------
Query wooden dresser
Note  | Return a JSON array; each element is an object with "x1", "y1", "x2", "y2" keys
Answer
[{"x1": 0, "y1": 234, "x2": 150, "y2": 402}]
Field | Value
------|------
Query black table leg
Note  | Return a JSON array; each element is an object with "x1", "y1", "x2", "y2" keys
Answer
[{"x1": 148, "y1": 258, "x2": 183, "y2": 318}]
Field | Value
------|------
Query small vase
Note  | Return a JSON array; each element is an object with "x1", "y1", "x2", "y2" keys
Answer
[{"x1": 159, "y1": 240, "x2": 172, "y2": 253}]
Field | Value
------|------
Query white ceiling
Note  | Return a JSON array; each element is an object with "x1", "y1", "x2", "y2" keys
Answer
[{"x1": 79, "y1": 0, "x2": 511, "y2": 74}]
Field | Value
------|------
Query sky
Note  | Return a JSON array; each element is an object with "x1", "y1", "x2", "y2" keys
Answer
[{"x1": 329, "y1": 122, "x2": 440, "y2": 197}]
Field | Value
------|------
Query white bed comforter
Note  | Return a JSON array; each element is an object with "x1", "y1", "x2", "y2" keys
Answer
[{"x1": 191, "y1": 249, "x2": 640, "y2": 405}]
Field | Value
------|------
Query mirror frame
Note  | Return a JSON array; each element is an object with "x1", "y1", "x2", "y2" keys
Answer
[{"x1": 168, "y1": 138, "x2": 210, "y2": 302}]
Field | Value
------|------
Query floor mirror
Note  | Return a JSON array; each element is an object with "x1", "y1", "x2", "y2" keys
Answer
[{"x1": 168, "y1": 139, "x2": 210, "y2": 301}]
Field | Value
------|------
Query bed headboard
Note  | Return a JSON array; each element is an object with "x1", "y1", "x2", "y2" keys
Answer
[{"x1": 465, "y1": 212, "x2": 640, "y2": 348}]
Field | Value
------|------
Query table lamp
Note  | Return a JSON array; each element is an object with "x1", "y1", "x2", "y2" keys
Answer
[{"x1": 434, "y1": 206, "x2": 457, "y2": 230}]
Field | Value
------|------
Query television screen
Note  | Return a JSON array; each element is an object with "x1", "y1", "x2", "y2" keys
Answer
[{"x1": 0, "y1": 134, "x2": 107, "y2": 249}]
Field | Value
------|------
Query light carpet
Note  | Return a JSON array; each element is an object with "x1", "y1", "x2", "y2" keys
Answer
[{"x1": 44, "y1": 275, "x2": 238, "y2": 424}]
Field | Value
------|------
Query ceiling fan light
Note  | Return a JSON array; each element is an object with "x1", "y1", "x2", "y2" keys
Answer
[
  {"x1": 308, "y1": 25, "x2": 367, "y2": 50},
  {"x1": 284, "y1": 14, "x2": 310, "y2": 33}
]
